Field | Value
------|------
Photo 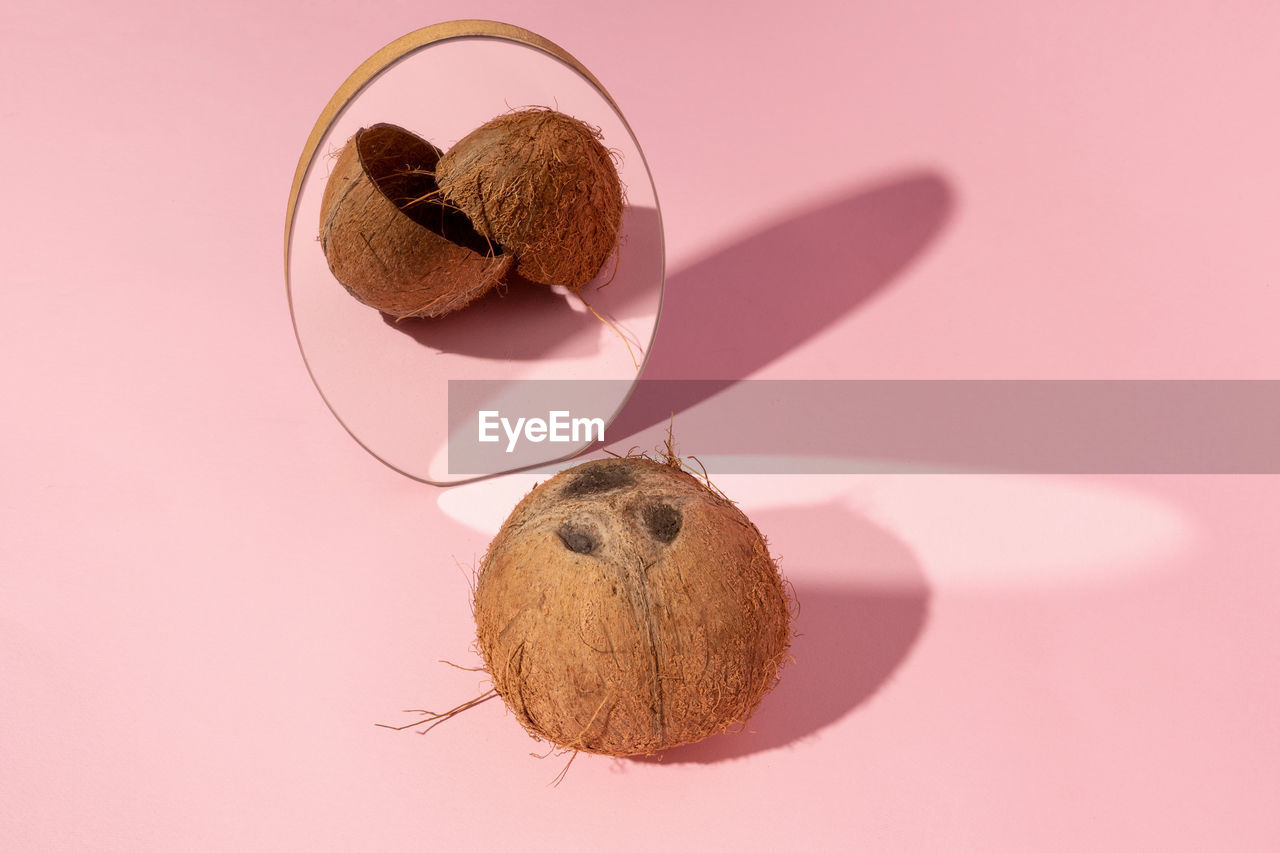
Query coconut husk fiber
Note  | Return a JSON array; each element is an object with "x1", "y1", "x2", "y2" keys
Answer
[
  {"x1": 319, "y1": 123, "x2": 512, "y2": 319},
  {"x1": 436, "y1": 108, "x2": 623, "y2": 290},
  {"x1": 474, "y1": 457, "x2": 792, "y2": 757}
]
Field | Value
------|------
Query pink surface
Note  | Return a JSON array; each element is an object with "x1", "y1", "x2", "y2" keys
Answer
[{"x1": 3, "y1": 3, "x2": 1279, "y2": 851}]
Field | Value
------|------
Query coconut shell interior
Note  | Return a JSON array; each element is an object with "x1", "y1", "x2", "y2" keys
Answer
[
  {"x1": 319, "y1": 123, "x2": 511, "y2": 319},
  {"x1": 474, "y1": 457, "x2": 792, "y2": 756}
]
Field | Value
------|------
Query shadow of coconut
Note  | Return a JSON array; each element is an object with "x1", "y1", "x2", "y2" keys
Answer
[
  {"x1": 383, "y1": 205, "x2": 663, "y2": 361},
  {"x1": 629, "y1": 500, "x2": 930, "y2": 765},
  {"x1": 608, "y1": 171, "x2": 953, "y2": 440},
  {"x1": 381, "y1": 279, "x2": 596, "y2": 359}
]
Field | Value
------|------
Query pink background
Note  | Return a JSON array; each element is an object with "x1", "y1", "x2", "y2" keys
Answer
[{"x1": 3, "y1": 2, "x2": 1279, "y2": 851}]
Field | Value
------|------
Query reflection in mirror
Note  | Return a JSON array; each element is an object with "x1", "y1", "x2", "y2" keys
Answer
[{"x1": 286, "y1": 25, "x2": 664, "y2": 485}]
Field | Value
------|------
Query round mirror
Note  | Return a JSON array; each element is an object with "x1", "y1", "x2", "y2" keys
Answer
[{"x1": 285, "y1": 21, "x2": 664, "y2": 484}]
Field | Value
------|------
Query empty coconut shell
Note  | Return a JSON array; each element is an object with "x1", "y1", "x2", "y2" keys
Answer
[
  {"x1": 319, "y1": 123, "x2": 512, "y2": 319},
  {"x1": 474, "y1": 457, "x2": 792, "y2": 756},
  {"x1": 436, "y1": 108, "x2": 623, "y2": 290}
]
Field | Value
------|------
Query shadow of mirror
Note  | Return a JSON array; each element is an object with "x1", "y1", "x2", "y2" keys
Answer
[{"x1": 609, "y1": 172, "x2": 953, "y2": 440}]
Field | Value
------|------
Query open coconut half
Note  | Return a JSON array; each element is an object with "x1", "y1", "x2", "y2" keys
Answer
[{"x1": 319, "y1": 123, "x2": 512, "y2": 319}]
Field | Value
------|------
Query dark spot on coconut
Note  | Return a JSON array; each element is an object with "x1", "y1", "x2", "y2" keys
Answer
[
  {"x1": 357, "y1": 124, "x2": 500, "y2": 258},
  {"x1": 557, "y1": 523, "x2": 598, "y2": 555},
  {"x1": 642, "y1": 502, "x2": 682, "y2": 544},
  {"x1": 561, "y1": 462, "x2": 635, "y2": 498}
]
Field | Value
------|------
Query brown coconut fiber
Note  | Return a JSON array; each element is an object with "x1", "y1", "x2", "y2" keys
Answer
[
  {"x1": 319, "y1": 123, "x2": 512, "y2": 319},
  {"x1": 436, "y1": 108, "x2": 623, "y2": 290},
  {"x1": 474, "y1": 456, "x2": 792, "y2": 757}
]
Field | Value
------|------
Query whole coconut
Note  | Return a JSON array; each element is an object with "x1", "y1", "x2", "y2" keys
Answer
[
  {"x1": 435, "y1": 108, "x2": 623, "y2": 290},
  {"x1": 319, "y1": 123, "x2": 512, "y2": 319},
  {"x1": 474, "y1": 457, "x2": 792, "y2": 756}
]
